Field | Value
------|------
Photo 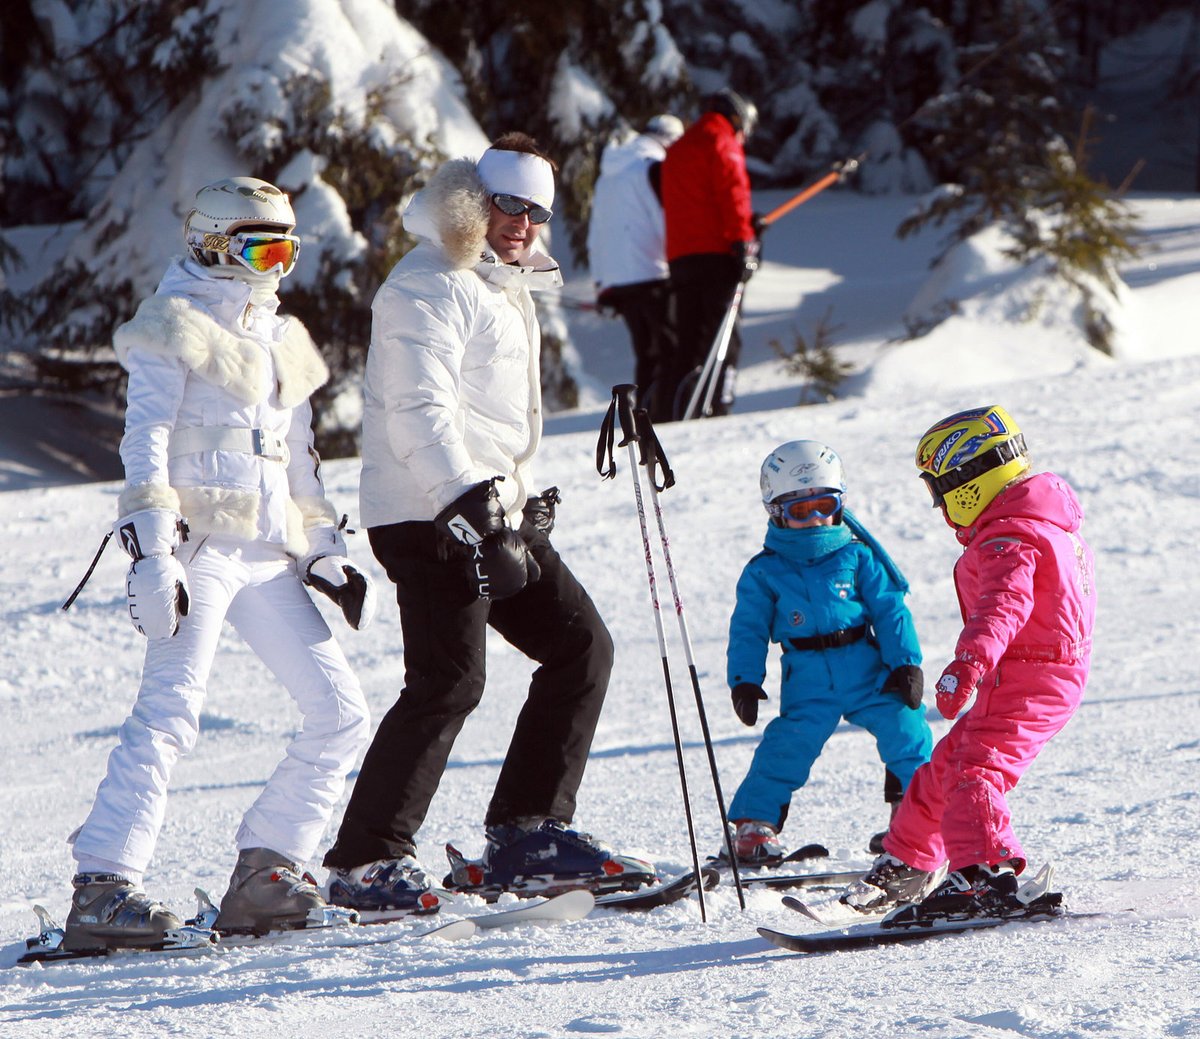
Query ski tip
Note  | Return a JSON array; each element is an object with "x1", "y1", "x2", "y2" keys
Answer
[{"x1": 418, "y1": 918, "x2": 477, "y2": 941}]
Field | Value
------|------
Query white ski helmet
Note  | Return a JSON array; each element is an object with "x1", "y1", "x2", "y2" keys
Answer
[
  {"x1": 183, "y1": 177, "x2": 299, "y2": 276},
  {"x1": 760, "y1": 440, "x2": 847, "y2": 515}
]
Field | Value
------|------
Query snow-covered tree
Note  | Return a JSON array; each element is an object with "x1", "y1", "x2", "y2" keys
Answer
[
  {"x1": 896, "y1": 0, "x2": 1139, "y2": 353},
  {"x1": 1, "y1": 0, "x2": 485, "y2": 456},
  {"x1": 397, "y1": 0, "x2": 692, "y2": 256}
]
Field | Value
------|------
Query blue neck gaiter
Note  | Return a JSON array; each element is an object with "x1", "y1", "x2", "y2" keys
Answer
[{"x1": 763, "y1": 522, "x2": 852, "y2": 562}]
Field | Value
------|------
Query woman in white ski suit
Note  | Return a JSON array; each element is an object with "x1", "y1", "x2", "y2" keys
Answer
[{"x1": 71, "y1": 248, "x2": 370, "y2": 890}]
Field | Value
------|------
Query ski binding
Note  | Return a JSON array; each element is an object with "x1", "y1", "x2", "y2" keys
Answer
[{"x1": 17, "y1": 904, "x2": 218, "y2": 965}]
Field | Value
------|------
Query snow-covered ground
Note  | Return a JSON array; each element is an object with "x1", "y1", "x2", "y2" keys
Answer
[{"x1": 2, "y1": 190, "x2": 1199, "y2": 1039}]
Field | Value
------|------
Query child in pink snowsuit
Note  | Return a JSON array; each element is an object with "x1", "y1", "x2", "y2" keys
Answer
[{"x1": 844, "y1": 405, "x2": 1096, "y2": 919}]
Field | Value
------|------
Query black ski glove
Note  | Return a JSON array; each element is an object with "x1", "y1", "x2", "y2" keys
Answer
[
  {"x1": 436, "y1": 480, "x2": 541, "y2": 600},
  {"x1": 882, "y1": 664, "x2": 925, "y2": 710},
  {"x1": 305, "y1": 557, "x2": 377, "y2": 630},
  {"x1": 731, "y1": 238, "x2": 760, "y2": 282},
  {"x1": 522, "y1": 486, "x2": 561, "y2": 536},
  {"x1": 731, "y1": 682, "x2": 768, "y2": 726}
]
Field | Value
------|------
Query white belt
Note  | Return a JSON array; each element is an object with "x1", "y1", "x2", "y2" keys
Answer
[{"x1": 168, "y1": 426, "x2": 290, "y2": 464}]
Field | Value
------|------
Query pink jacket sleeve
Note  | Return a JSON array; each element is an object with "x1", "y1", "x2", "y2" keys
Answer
[{"x1": 953, "y1": 535, "x2": 1038, "y2": 674}]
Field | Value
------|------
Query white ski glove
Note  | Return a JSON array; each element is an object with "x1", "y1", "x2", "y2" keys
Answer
[
  {"x1": 301, "y1": 525, "x2": 376, "y2": 630},
  {"x1": 126, "y1": 555, "x2": 190, "y2": 639},
  {"x1": 115, "y1": 508, "x2": 190, "y2": 640}
]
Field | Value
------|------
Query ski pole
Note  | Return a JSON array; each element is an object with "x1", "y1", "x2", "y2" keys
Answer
[
  {"x1": 680, "y1": 280, "x2": 746, "y2": 422},
  {"x1": 633, "y1": 408, "x2": 746, "y2": 909},
  {"x1": 758, "y1": 157, "x2": 862, "y2": 228},
  {"x1": 596, "y1": 384, "x2": 708, "y2": 920}
]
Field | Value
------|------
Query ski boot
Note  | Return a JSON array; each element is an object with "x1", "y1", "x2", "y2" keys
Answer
[
  {"x1": 62, "y1": 873, "x2": 185, "y2": 952},
  {"x1": 882, "y1": 860, "x2": 1064, "y2": 928},
  {"x1": 726, "y1": 819, "x2": 786, "y2": 867},
  {"x1": 213, "y1": 847, "x2": 357, "y2": 936},
  {"x1": 840, "y1": 853, "x2": 940, "y2": 913},
  {"x1": 445, "y1": 818, "x2": 657, "y2": 900},
  {"x1": 326, "y1": 855, "x2": 444, "y2": 916}
]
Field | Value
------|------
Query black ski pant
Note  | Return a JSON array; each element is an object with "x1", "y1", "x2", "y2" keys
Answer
[
  {"x1": 601, "y1": 278, "x2": 676, "y2": 424},
  {"x1": 322, "y1": 519, "x2": 613, "y2": 868},
  {"x1": 667, "y1": 252, "x2": 744, "y2": 419}
]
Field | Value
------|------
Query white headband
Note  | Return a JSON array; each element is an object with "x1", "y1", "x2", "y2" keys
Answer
[{"x1": 476, "y1": 148, "x2": 555, "y2": 211}]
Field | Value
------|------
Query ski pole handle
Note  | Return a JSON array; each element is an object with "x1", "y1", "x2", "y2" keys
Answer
[{"x1": 613, "y1": 383, "x2": 639, "y2": 448}]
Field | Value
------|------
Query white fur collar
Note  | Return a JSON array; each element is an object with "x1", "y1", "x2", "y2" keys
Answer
[{"x1": 113, "y1": 294, "x2": 328, "y2": 407}]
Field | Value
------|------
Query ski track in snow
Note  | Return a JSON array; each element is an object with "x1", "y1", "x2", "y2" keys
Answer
[{"x1": 2, "y1": 191, "x2": 1200, "y2": 1037}]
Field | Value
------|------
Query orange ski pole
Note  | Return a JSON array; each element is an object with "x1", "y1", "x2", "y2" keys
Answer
[{"x1": 759, "y1": 156, "x2": 861, "y2": 228}]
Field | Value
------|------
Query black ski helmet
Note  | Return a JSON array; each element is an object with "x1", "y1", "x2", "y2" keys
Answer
[{"x1": 707, "y1": 88, "x2": 758, "y2": 138}]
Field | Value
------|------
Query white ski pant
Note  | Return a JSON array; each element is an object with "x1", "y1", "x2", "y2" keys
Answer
[{"x1": 72, "y1": 536, "x2": 370, "y2": 876}]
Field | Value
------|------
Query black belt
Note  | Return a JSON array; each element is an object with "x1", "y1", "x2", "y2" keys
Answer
[{"x1": 787, "y1": 623, "x2": 868, "y2": 652}]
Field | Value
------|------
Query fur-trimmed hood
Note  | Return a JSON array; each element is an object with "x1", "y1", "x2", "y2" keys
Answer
[
  {"x1": 403, "y1": 158, "x2": 560, "y2": 287},
  {"x1": 113, "y1": 262, "x2": 328, "y2": 408},
  {"x1": 404, "y1": 158, "x2": 492, "y2": 270}
]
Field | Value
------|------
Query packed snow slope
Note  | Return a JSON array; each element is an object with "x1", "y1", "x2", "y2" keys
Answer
[{"x1": 1, "y1": 193, "x2": 1198, "y2": 1039}]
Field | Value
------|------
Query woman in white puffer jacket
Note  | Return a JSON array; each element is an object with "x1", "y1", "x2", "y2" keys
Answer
[{"x1": 63, "y1": 178, "x2": 372, "y2": 953}]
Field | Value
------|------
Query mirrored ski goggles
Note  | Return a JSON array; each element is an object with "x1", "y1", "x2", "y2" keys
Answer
[
  {"x1": 491, "y1": 193, "x2": 553, "y2": 224},
  {"x1": 199, "y1": 231, "x2": 301, "y2": 275},
  {"x1": 768, "y1": 491, "x2": 843, "y2": 522}
]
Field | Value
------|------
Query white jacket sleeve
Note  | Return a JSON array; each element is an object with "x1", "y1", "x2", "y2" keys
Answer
[
  {"x1": 283, "y1": 396, "x2": 335, "y2": 531},
  {"x1": 369, "y1": 273, "x2": 495, "y2": 507},
  {"x1": 119, "y1": 346, "x2": 189, "y2": 492}
]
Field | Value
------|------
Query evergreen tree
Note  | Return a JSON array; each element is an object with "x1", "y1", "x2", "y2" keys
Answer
[
  {"x1": 895, "y1": 0, "x2": 1139, "y2": 352},
  {"x1": 1, "y1": 0, "x2": 477, "y2": 458}
]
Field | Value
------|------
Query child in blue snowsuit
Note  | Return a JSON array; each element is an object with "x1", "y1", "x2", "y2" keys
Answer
[{"x1": 725, "y1": 440, "x2": 934, "y2": 865}]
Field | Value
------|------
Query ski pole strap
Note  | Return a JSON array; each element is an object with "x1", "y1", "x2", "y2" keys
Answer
[
  {"x1": 596, "y1": 384, "x2": 640, "y2": 479},
  {"x1": 633, "y1": 409, "x2": 675, "y2": 492},
  {"x1": 787, "y1": 623, "x2": 867, "y2": 652},
  {"x1": 61, "y1": 530, "x2": 114, "y2": 611},
  {"x1": 843, "y1": 507, "x2": 910, "y2": 594}
]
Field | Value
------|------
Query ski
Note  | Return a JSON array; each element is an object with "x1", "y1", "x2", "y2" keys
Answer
[
  {"x1": 594, "y1": 867, "x2": 720, "y2": 911},
  {"x1": 738, "y1": 868, "x2": 865, "y2": 891},
  {"x1": 707, "y1": 842, "x2": 830, "y2": 871},
  {"x1": 14, "y1": 887, "x2": 598, "y2": 964},
  {"x1": 417, "y1": 889, "x2": 595, "y2": 941},
  {"x1": 442, "y1": 840, "x2": 656, "y2": 903},
  {"x1": 337, "y1": 890, "x2": 448, "y2": 925},
  {"x1": 757, "y1": 906, "x2": 1106, "y2": 953},
  {"x1": 781, "y1": 894, "x2": 839, "y2": 924}
]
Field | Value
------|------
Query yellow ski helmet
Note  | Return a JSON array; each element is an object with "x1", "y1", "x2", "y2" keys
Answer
[{"x1": 915, "y1": 406, "x2": 1029, "y2": 526}]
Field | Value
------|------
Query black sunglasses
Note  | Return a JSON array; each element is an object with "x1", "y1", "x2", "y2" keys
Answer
[{"x1": 492, "y1": 193, "x2": 553, "y2": 224}]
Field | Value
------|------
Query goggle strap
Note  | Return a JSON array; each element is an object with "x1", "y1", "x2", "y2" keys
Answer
[{"x1": 927, "y1": 435, "x2": 1026, "y2": 501}]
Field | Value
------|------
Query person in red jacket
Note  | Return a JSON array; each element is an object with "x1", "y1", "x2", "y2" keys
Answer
[{"x1": 660, "y1": 88, "x2": 758, "y2": 419}]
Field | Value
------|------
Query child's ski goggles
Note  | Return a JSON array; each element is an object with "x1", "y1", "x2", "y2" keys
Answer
[
  {"x1": 194, "y1": 231, "x2": 300, "y2": 276},
  {"x1": 919, "y1": 435, "x2": 1026, "y2": 507},
  {"x1": 768, "y1": 491, "x2": 843, "y2": 522},
  {"x1": 491, "y1": 193, "x2": 553, "y2": 224}
]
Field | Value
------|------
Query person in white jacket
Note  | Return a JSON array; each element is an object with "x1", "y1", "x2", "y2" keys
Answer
[
  {"x1": 587, "y1": 114, "x2": 684, "y2": 422},
  {"x1": 63, "y1": 177, "x2": 373, "y2": 951},
  {"x1": 321, "y1": 134, "x2": 655, "y2": 910}
]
